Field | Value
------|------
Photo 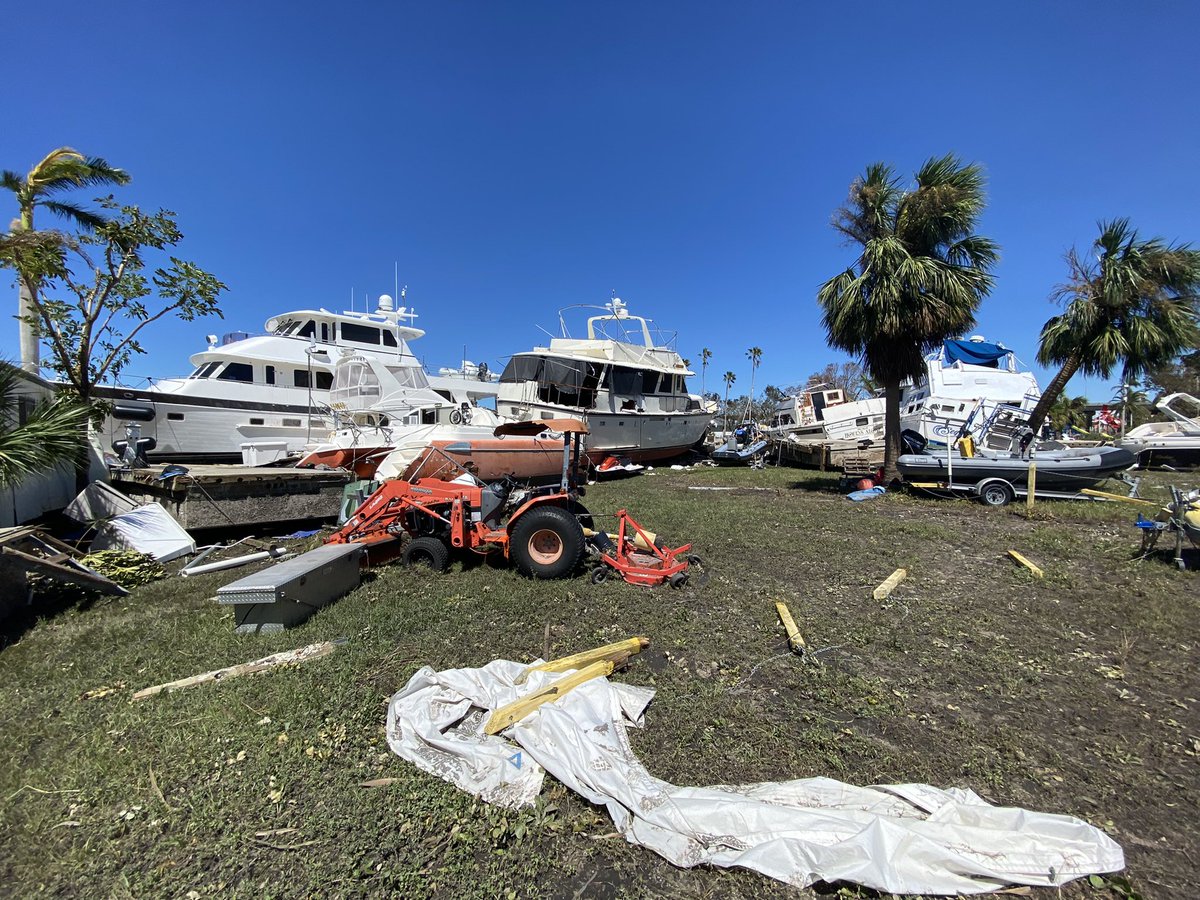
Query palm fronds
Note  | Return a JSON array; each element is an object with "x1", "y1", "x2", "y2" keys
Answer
[{"x1": 0, "y1": 361, "x2": 88, "y2": 487}]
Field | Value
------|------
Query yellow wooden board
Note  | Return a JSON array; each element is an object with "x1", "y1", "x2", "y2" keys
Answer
[
  {"x1": 872, "y1": 568, "x2": 908, "y2": 600},
  {"x1": 485, "y1": 660, "x2": 613, "y2": 734},
  {"x1": 1007, "y1": 549, "x2": 1044, "y2": 578}
]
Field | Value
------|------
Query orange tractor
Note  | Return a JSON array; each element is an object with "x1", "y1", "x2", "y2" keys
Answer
[{"x1": 327, "y1": 418, "x2": 694, "y2": 585}]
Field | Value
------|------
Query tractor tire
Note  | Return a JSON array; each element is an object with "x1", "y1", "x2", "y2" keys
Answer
[
  {"x1": 401, "y1": 536, "x2": 450, "y2": 572},
  {"x1": 510, "y1": 505, "x2": 585, "y2": 579},
  {"x1": 569, "y1": 500, "x2": 594, "y2": 531}
]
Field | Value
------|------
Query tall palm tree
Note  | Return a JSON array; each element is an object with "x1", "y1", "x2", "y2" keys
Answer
[
  {"x1": 0, "y1": 360, "x2": 88, "y2": 487},
  {"x1": 746, "y1": 347, "x2": 762, "y2": 408},
  {"x1": 722, "y1": 370, "x2": 736, "y2": 432},
  {"x1": 700, "y1": 347, "x2": 713, "y2": 397},
  {"x1": 817, "y1": 155, "x2": 998, "y2": 481},
  {"x1": 2, "y1": 148, "x2": 130, "y2": 372},
  {"x1": 1027, "y1": 219, "x2": 1200, "y2": 433}
]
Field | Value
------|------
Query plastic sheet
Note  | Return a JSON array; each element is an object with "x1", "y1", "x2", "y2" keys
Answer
[{"x1": 387, "y1": 661, "x2": 1124, "y2": 895}]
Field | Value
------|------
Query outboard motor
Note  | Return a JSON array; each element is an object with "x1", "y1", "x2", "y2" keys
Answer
[
  {"x1": 1015, "y1": 426, "x2": 1036, "y2": 459},
  {"x1": 900, "y1": 429, "x2": 927, "y2": 454}
]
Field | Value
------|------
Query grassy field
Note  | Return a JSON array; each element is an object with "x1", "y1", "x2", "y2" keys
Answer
[{"x1": 1, "y1": 465, "x2": 1197, "y2": 898}]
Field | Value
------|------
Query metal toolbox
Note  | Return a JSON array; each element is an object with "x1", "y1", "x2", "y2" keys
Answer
[{"x1": 216, "y1": 543, "x2": 364, "y2": 634}]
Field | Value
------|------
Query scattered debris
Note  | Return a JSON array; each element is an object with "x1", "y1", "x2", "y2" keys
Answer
[
  {"x1": 518, "y1": 636, "x2": 649, "y2": 683},
  {"x1": 91, "y1": 502, "x2": 196, "y2": 562},
  {"x1": 180, "y1": 546, "x2": 290, "y2": 578},
  {"x1": 1007, "y1": 550, "x2": 1045, "y2": 578},
  {"x1": 386, "y1": 656, "x2": 1125, "y2": 894},
  {"x1": 847, "y1": 485, "x2": 887, "y2": 501},
  {"x1": 132, "y1": 639, "x2": 344, "y2": 700},
  {"x1": 0, "y1": 526, "x2": 128, "y2": 606},
  {"x1": 774, "y1": 602, "x2": 809, "y2": 658},
  {"x1": 359, "y1": 778, "x2": 401, "y2": 788},
  {"x1": 872, "y1": 567, "x2": 908, "y2": 600},
  {"x1": 485, "y1": 660, "x2": 613, "y2": 734},
  {"x1": 79, "y1": 550, "x2": 164, "y2": 588}
]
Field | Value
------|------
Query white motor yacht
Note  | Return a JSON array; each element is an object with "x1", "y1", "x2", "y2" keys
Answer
[
  {"x1": 1118, "y1": 393, "x2": 1200, "y2": 468},
  {"x1": 899, "y1": 338, "x2": 1041, "y2": 448},
  {"x1": 494, "y1": 299, "x2": 709, "y2": 463},
  {"x1": 766, "y1": 386, "x2": 885, "y2": 445},
  {"x1": 93, "y1": 294, "x2": 498, "y2": 463}
]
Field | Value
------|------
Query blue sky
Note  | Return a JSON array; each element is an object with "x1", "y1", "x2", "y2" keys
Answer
[{"x1": 3, "y1": 1, "x2": 1197, "y2": 402}]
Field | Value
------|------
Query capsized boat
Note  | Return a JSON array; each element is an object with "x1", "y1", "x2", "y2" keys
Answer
[
  {"x1": 899, "y1": 431, "x2": 1136, "y2": 495},
  {"x1": 1118, "y1": 393, "x2": 1200, "y2": 468}
]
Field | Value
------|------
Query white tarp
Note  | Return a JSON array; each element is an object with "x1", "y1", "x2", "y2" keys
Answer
[
  {"x1": 386, "y1": 660, "x2": 1124, "y2": 895},
  {"x1": 90, "y1": 502, "x2": 195, "y2": 562}
]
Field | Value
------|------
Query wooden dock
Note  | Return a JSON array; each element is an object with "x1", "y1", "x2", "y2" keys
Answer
[
  {"x1": 111, "y1": 465, "x2": 354, "y2": 530},
  {"x1": 771, "y1": 439, "x2": 883, "y2": 475}
]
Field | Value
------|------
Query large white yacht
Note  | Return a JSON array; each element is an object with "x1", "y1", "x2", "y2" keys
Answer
[
  {"x1": 766, "y1": 387, "x2": 886, "y2": 444},
  {"x1": 94, "y1": 293, "x2": 498, "y2": 462},
  {"x1": 900, "y1": 338, "x2": 1041, "y2": 447},
  {"x1": 494, "y1": 299, "x2": 709, "y2": 463}
]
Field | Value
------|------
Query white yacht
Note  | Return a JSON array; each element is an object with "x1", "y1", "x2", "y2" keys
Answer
[
  {"x1": 766, "y1": 387, "x2": 885, "y2": 444},
  {"x1": 94, "y1": 294, "x2": 498, "y2": 462},
  {"x1": 900, "y1": 338, "x2": 1041, "y2": 448},
  {"x1": 494, "y1": 299, "x2": 709, "y2": 463},
  {"x1": 1118, "y1": 392, "x2": 1200, "y2": 468},
  {"x1": 298, "y1": 352, "x2": 507, "y2": 478}
]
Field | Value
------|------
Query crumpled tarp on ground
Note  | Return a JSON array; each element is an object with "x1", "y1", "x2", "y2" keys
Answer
[{"x1": 386, "y1": 660, "x2": 1124, "y2": 895}]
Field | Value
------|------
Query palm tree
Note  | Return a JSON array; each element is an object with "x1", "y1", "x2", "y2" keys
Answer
[
  {"x1": 1048, "y1": 393, "x2": 1089, "y2": 435},
  {"x1": 722, "y1": 371, "x2": 736, "y2": 432},
  {"x1": 2, "y1": 148, "x2": 130, "y2": 372},
  {"x1": 746, "y1": 347, "x2": 762, "y2": 410},
  {"x1": 700, "y1": 347, "x2": 713, "y2": 397},
  {"x1": 818, "y1": 155, "x2": 998, "y2": 481},
  {"x1": 0, "y1": 360, "x2": 88, "y2": 487},
  {"x1": 1027, "y1": 219, "x2": 1200, "y2": 433}
]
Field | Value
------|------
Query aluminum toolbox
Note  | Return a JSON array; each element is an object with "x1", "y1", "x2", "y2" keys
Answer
[{"x1": 216, "y1": 543, "x2": 364, "y2": 634}]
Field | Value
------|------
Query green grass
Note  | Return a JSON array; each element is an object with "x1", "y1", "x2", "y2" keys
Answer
[{"x1": 2, "y1": 465, "x2": 1197, "y2": 898}]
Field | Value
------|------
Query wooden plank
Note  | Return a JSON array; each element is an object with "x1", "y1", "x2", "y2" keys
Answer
[
  {"x1": 872, "y1": 568, "x2": 908, "y2": 600},
  {"x1": 775, "y1": 602, "x2": 807, "y2": 654},
  {"x1": 132, "y1": 640, "x2": 341, "y2": 700},
  {"x1": 484, "y1": 660, "x2": 613, "y2": 734},
  {"x1": 1007, "y1": 550, "x2": 1044, "y2": 578},
  {"x1": 521, "y1": 636, "x2": 649, "y2": 682},
  {"x1": 1080, "y1": 488, "x2": 1157, "y2": 506},
  {"x1": 1026, "y1": 463, "x2": 1037, "y2": 513}
]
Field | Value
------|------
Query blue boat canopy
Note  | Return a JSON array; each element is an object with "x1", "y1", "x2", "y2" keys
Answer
[{"x1": 943, "y1": 339, "x2": 1010, "y2": 367}]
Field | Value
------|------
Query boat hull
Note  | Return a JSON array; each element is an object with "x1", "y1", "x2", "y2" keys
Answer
[{"x1": 397, "y1": 437, "x2": 569, "y2": 484}]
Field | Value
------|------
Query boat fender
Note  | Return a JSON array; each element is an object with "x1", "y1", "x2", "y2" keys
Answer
[{"x1": 113, "y1": 403, "x2": 155, "y2": 422}]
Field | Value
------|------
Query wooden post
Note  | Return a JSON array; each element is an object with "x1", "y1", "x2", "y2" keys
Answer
[{"x1": 1026, "y1": 462, "x2": 1037, "y2": 514}]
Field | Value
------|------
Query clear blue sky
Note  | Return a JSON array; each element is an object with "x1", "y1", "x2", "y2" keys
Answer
[{"x1": 3, "y1": 1, "x2": 1197, "y2": 402}]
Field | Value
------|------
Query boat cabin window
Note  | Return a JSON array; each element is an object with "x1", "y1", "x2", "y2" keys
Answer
[
  {"x1": 320, "y1": 323, "x2": 329, "y2": 343},
  {"x1": 266, "y1": 365, "x2": 275, "y2": 385},
  {"x1": 500, "y1": 355, "x2": 544, "y2": 384},
  {"x1": 298, "y1": 320, "x2": 316, "y2": 339},
  {"x1": 249, "y1": 417, "x2": 264, "y2": 425},
  {"x1": 608, "y1": 367, "x2": 643, "y2": 396},
  {"x1": 294, "y1": 370, "x2": 333, "y2": 390},
  {"x1": 382, "y1": 330, "x2": 397, "y2": 347},
  {"x1": 499, "y1": 354, "x2": 601, "y2": 408},
  {"x1": 341, "y1": 322, "x2": 381, "y2": 345},
  {"x1": 216, "y1": 362, "x2": 253, "y2": 382},
  {"x1": 856, "y1": 417, "x2": 869, "y2": 426},
  {"x1": 283, "y1": 418, "x2": 302, "y2": 427},
  {"x1": 189, "y1": 362, "x2": 220, "y2": 379}
]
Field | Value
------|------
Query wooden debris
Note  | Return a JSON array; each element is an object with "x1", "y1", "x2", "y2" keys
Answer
[
  {"x1": 872, "y1": 568, "x2": 908, "y2": 600},
  {"x1": 359, "y1": 778, "x2": 401, "y2": 788},
  {"x1": 1007, "y1": 550, "x2": 1044, "y2": 578},
  {"x1": 519, "y1": 636, "x2": 649, "y2": 683},
  {"x1": 485, "y1": 660, "x2": 613, "y2": 735},
  {"x1": 132, "y1": 640, "x2": 342, "y2": 701},
  {"x1": 148, "y1": 764, "x2": 174, "y2": 812},
  {"x1": 1026, "y1": 463, "x2": 1037, "y2": 513},
  {"x1": 774, "y1": 602, "x2": 808, "y2": 655},
  {"x1": 1080, "y1": 488, "x2": 1157, "y2": 506},
  {"x1": 0, "y1": 526, "x2": 128, "y2": 597}
]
